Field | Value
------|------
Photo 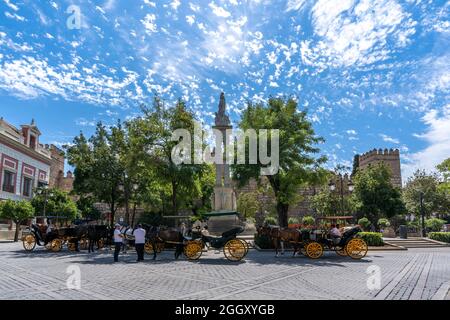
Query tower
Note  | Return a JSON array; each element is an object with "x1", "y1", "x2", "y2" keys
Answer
[
  {"x1": 211, "y1": 93, "x2": 237, "y2": 211},
  {"x1": 357, "y1": 148, "x2": 402, "y2": 188}
]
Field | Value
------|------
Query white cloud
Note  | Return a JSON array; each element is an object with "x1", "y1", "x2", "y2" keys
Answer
[
  {"x1": 402, "y1": 105, "x2": 450, "y2": 180},
  {"x1": 301, "y1": 0, "x2": 415, "y2": 68},
  {"x1": 379, "y1": 133, "x2": 400, "y2": 144},
  {"x1": 346, "y1": 129, "x2": 357, "y2": 135},
  {"x1": 4, "y1": 0, "x2": 19, "y2": 11},
  {"x1": 186, "y1": 15, "x2": 195, "y2": 25},
  {"x1": 209, "y1": 2, "x2": 231, "y2": 18},
  {"x1": 170, "y1": 0, "x2": 181, "y2": 10},
  {"x1": 285, "y1": 0, "x2": 306, "y2": 12},
  {"x1": 141, "y1": 14, "x2": 157, "y2": 34}
]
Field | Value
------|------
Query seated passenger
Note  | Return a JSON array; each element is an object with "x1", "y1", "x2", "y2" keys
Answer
[
  {"x1": 201, "y1": 225, "x2": 210, "y2": 237},
  {"x1": 330, "y1": 224, "x2": 341, "y2": 244}
]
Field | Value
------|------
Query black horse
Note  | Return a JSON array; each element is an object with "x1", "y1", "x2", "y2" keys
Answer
[
  {"x1": 87, "y1": 225, "x2": 109, "y2": 253},
  {"x1": 142, "y1": 224, "x2": 184, "y2": 260}
]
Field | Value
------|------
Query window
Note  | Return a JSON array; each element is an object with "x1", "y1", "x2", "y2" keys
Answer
[
  {"x1": 2, "y1": 170, "x2": 15, "y2": 193},
  {"x1": 38, "y1": 181, "x2": 47, "y2": 188},
  {"x1": 29, "y1": 135, "x2": 36, "y2": 149},
  {"x1": 23, "y1": 177, "x2": 33, "y2": 197}
]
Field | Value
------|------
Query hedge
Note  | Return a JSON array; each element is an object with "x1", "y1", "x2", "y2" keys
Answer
[
  {"x1": 357, "y1": 232, "x2": 384, "y2": 246},
  {"x1": 428, "y1": 232, "x2": 450, "y2": 243}
]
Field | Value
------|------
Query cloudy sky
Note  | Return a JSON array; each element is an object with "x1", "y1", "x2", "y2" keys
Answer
[{"x1": 0, "y1": 0, "x2": 449, "y2": 182}]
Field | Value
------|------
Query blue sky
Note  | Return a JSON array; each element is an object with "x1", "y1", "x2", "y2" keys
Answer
[{"x1": 0, "y1": 0, "x2": 449, "y2": 182}]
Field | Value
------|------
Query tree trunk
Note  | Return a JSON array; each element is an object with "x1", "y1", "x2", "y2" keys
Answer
[
  {"x1": 110, "y1": 200, "x2": 115, "y2": 227},
  {"x1": 171, "y1": 181, "x2": 178, "y2": 215},
  {"x1": 131, "y1": 203, "x2": 137, "y2": 227},
  {"x1": 14, "y1": 221, "x2": 20, "y2": 242},
  {"x1": 277, "y1": 202, "x2": 289, "y2": 228}
]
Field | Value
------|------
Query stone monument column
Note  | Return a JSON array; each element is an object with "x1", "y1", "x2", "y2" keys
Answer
[{"x1": 212, "y1": 92, "x2": 236, "y2": 211}]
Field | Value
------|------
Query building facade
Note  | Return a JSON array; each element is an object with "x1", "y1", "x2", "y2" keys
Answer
[
  {"x1": 47, "y1": 144, "x2": 74, "y2": 193},
  {"x1": 0, "y1": 118, "x2": 51, "y2": 201}
]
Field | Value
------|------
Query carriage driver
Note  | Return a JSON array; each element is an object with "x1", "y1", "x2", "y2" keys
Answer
[
  {"x1": 113, "y1": 223, "x2": 124, "y2": 263},
  {"x1": 330, "y1": 224, "x2": 342, "y2": 244}
]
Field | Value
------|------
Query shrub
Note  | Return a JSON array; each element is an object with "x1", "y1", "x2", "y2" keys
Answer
[
  {"x1": 377, "y1": 218, "x2": 390, "y2": 229},
  {"x1": 264, "y1": 216, "x2": 278, "y2": 225},
  {"x1": 428, "y1": 232, "x2": 450, "y2": 243},
  {"x1": 425, "y1": 218, "x2": 446, "y2": 232},
  {"x1": 358, "y1": 217, "x2": 371, "y2": 231},
  {"x1": 288, "y1": 217, "x2": 299, "y2": 224},
  {"x1": 245, "y1": 217, "x2": 256, "y2": 224},
  {"x1": 254, "y1": 233, "x2": 274, "y2": 249},
  {"x1": 358, "y1": 232, "x2": 384, "y2": 246},
  {"x1": 302, "y1": 216, "x2": 315, "y2": 226}
]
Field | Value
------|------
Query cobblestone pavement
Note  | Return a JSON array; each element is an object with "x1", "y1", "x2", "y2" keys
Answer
[{"x1": 0, "y1": 242, "x2": 449, "y2": 300}]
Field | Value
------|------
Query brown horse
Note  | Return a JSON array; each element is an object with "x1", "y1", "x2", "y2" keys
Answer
[
  {"x1": 258, "y1": 225, "x2": 302, "y2": 257},
  {"x1": 145, "y1": 225, "x2": 184, "y2": 260}
]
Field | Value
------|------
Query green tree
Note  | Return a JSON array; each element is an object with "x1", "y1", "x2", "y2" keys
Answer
[
  {"x1": 0, "y1": 200, "x2": 35, "y2": 242},
  {"x1": 358, "y1": 217, "x2": 371, "y2": 231},
  {"x1": 76, "y1": 196, "x2": 101, "y2": 220},
  {"x1": 377, "y1": 218, "x2": 390, "y2": 229},
  {"x1": 403, "y1": 169, "x2": 450, "y2": 219},
  {"x1": 351, "y1": 163, "x2": 405, "y2": 225},
  {"x1": 437, "y1": 158, "x2": 450, "y2": 194},
  {"x1": 31, "y1": 187, "x2": 78, "y2": 219},
  {"x1": 232, "y1": 97, "x2": 327, "y2": 227},
  {"x1": 302, "y1": 215, "x2": 315, "y2": 226},
  {"x1": 425, "y1": 218, "x2": 446, "y2": 232},
  {"x1": 311, "y1": 188, "x2": 353, "y2": 216},
  {"x1": 126, "y1": 98, "x2": 214, "y2": 216},
  {"x1": 237, "y1": 192, "x2": 259, "y2": 219},
  {"x1": 65, "y1": 123, "x2": 125, "y2": 226}
]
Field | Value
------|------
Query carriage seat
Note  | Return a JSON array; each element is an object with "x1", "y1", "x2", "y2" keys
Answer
[{"x1": 221, "y1": 227, "x2": 244, "y2": 238}]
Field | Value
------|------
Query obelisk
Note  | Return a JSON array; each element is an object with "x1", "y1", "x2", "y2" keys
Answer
[{"x1": 211, "y1": 93, "x2": 237, "y2": 211}]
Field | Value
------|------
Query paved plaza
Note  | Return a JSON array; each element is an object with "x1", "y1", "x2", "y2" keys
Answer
[{"x1": 0, "y1": 242, "x2": 449, "y2": 300}]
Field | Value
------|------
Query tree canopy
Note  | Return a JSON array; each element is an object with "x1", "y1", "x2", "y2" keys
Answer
[{"x1": 232, "y1": 97, "x2": 328, "y2": 227}]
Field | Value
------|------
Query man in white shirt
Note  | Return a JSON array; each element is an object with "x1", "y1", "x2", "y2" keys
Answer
[
  {"x1": 133, "y1": 224, "x2": 146, "y2": 262},
  {"x1": 113, "y1": 224, "x2": 123, "y2": 262}
]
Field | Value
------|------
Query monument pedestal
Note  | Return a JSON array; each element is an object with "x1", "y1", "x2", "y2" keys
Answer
[{"x1": 212, "y1": 186, "x2": 237, "y2": 211}]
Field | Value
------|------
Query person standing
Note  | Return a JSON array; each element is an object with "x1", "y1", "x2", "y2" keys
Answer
[
  {"x1": 113, "y1": 223, "x2": 123, "y2": 263},
  {"x1": 133, "y1": 224, "x2": 146, "y2": 262}
]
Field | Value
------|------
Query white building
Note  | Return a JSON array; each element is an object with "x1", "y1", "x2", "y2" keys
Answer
[{"x1": 0, "y1": 118, "x2": 51, "y2": 201}]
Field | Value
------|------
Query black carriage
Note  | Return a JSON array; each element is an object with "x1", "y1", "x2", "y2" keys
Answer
[
  {"x1": 183, "y1": 211, "x2": 249, "y2": 262},
  {"x1": 301, "y1": 225, "x2": 368, "y2": 260},
  {"x1": 21, "y1": 215, "x2": 81, "y2": 252}
]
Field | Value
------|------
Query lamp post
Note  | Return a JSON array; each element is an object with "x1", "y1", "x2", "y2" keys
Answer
[
  {"x1": 36, "y1": 184, "x2": 51, "y2": 218},
  {"x1": 119, "y1": 180, "x2": 139, "y2": 226},
  {"x1": 419, "y1": 191, "x2": 426, "y2": 237},
  {"x1": 329, "y1": 175, "x2": 354, "y2": 215}
]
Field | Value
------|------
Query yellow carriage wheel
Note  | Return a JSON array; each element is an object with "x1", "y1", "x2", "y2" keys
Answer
[
  {"x1": 345, "y1": 238, "x2": 368, "y2": 259},
  {"x1": 335, "y1": 247, "x2": 348, "y2": 257},
  {"x1": 305, "y1": 241, "x2": 323, "y2": 259},
  {"x1": 79, "y1": 238, "x2": 88, "y2": 250},
  {"x1": 223, "y1": 239, "x2": 246, "y2": 262},
  {"x1": 23, "y1": 234, "x2": 36, "y2": 251},
  {"x1": 144, "y1": 241, "x2": 155, "y2": 254},
  {"x1": 184, "y1": 240, "x2": 203, "y2": 260},
  {"x1": 68, "y1": 241, "x2": 77, "y2": 251},
  {"x1": 50, "y1": 239, "x2": 63, "y2": 252}
]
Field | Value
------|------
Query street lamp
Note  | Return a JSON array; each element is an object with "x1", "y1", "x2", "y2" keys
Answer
[
  {"x1": 329, "y1": 176, "x2": 354, "y2": 215},
  {"x1": 419, "y1": 191, "x2": 426, "y2": 237},
  {"x1": 36, "y1": 184, "x2": 51, "y2": 218}
]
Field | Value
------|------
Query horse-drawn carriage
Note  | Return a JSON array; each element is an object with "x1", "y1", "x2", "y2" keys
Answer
[
  {"x1": 302, "y1": 226, "x2": 368, "y2": 259},
  {"x1": 183, "y1": 226, "x2": 249, "y2": 261},
  {"x1": 22, "y1": 216, "x2": 109, "y2": 253},
  {"x1": 21, "y1": 216, "x2": 80, "y2": 252},
  {"x1": 258, "y1": 223, "x2": 368, "y2": 260},
  {"x1": 142, "y1": 211, "x2": 249, "y2": 261}
]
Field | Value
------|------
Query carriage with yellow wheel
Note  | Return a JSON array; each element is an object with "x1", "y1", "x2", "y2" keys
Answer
[
  {"x1": 302, "y1": 226, "x2": 368, "y2": 260},
  {"x1": 183, "y1": 210, "x2": 249, "y2": 262},
  {"x1": 183, "y1": 226, "x2": 249, "y2": 261},
  {"x1": 21, "y1": 215, "x2": 82, "y2": 252}
]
